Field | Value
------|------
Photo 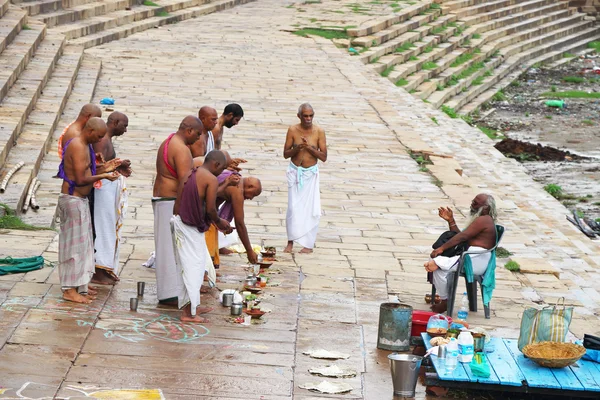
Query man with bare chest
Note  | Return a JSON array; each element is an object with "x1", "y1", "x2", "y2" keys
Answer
[{"x1": 283, "y1": 103, "x2": 327, "y2": 254}]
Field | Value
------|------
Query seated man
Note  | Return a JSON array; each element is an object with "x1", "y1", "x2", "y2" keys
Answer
[{"x1": 425, "y1": 193, "x2": 497, "y2": 313}]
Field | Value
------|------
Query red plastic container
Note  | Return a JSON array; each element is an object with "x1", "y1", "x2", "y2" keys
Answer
[{"x1": 410, "y1": 311, "x2": 452, "y2": 337}]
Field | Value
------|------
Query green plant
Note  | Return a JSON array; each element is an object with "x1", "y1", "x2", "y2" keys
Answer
[
  {"x1": 532, "y1": 62, "x2": 542, "y2": 68},
  {"x1": 586, "y1": 194, "x2": 593, "y2": 198},
  {"x1": 143, "y1": 0, "x2": 159, "y2": 5},
  {"x1": 551, "y1": 85, "x2": 557, "y2": 92},
  {"x1": 492, "y1": 90, "x2": 506, "y2": 102},
  {"x1": 293, "y1": 28, "x2": 349, "y2": 40},
  {"x1": 588, "y1": 41, "x2": 600, "y2": 52},
  {"x1": 472, "y1": 33, "x2": 481, "y2": 39},
  {"x1": 422, "y1": 61, "x2": 438, "y2": 70},
  {"x1": 395, "y1": 42, "x2": 415, "y2": 52},
  {"x1": 396, "y1": 78, "x2": 409, "y2": 86},
  {"x1": 563, "y1": 76, "x2": 585, "y2": 83},
  {"x1": 409, "y1": 55, "x2": 419, "y2": 61},
  {"x1": 563, "y1": 52, "x2": 575, "y2": 58},
  {"x1": 431, "y1": 116, "x2": 439, "y2": 125},
  {"x1": 541, "y1": 91, "x2": 600, "y2": 99},
  {"x1": 22, "y1": 24, "x2": 31, "y2": 30},
  {"x1": 576, "y1": 210, "x2": 585, "y2": 218},
  {"x1": 432, "y1": 177, "x2": 443, "y2": 187},
  {"x1": 496, "y1": 247, "x2": 513, "y2": 258},
  {"x1": 441, "y1": 105, "x2": 458, "y2": 118},
  {"x1": 155, "y1": 10, "x2": 169, "y2": 17},
  {"x1": 451, "y1": 52, "x2": 474, "y2": 67},
  {"x1": 505, "y1": 260, "x2": 520, "y2": 272},
  {"x1": 381, "y1": 66, "x2": 395, "y2": 77},
  {"x1": 0, "y1": 204, "x2": 52, "y2": 231},
  {"x1": 429, "y1": 3, "x2": 441, "y2": 9},
  {"x1": 409, "y1": 89, "x2": 417, "y2": 93},
  {"x1": 369, "y1": 56, "x2": 380, "y2": 64},
  {"x1": 510, "y1": 81, "x2": 521, "y2": 87},
  {"x1": 545, "y1": 115, "x2": 552, "y2": 120},
  {"x1": 544, "y1": 184, "x2": 563, "y2": 199},
  {"x1": 472, "y1": 76, "x2": 484, "y2": 85},
  {"x1": 436, "y1": 83, "x2": 444, "y2": 91},
  {"x1": 423, "y1": 46, "x2": 433, "y2": 53},
  {"x1": 431, "y1": 25, "x2": 447, "y2": 35},
  {"x1": 478, "y1": 125, "x2": 503, "y2": 140},
  {"x1": 582, "y1": 119, "x2": 594, "y2": 126}
]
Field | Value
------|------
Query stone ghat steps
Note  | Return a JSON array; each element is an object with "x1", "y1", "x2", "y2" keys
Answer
[
  {"x1": 0, "y1": 0, "x2": 10, "y2": 17},
  {"x1": 54, "y1": 0, "x2": 211, "y2": 40},
  {"x1": 20, "y1": 55, "x2": 101, "y2": 226},
  {"x1": 32, "y1": 0, "x2": 134, "y2": 28},
  {"x1": 460, "y1": 33, "x2": 600, "y2": 114},
  {"x1": 1, "y1": 45, "x2": 83, "y2": 214},
  {"x1": 68, "y1": 0, "x2": 255, "y2": 49},
  {"x1": 446, "y1": 25, "x2": 600, "y2": 112},
  {"x1": 0, "y1": 7, "x2": 28, "y2": 55},
  {"x1": 18, "y1": 0, "x2": 99, "y2": 17}
]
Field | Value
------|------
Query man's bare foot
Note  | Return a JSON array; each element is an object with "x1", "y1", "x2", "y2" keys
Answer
[
  {"x1": 63, "y1": 289, "x2": 92, "y2": 304},
  {"x1": 299, "y1": 247, "x2": 313, "y2": 254},
  {"x1": 83, "y1": 294, "x2": 97, "y2": 300},
  {"x1": 200, "y1": 286, "x2": 210, "y2": 294},
  {"x1": 91, "y1": 268, "x2": 118, "y2": 285},
  {"x1": 88, "y1": 287, "x2": 98, "y2": 295},
  {"x1": 283, "y1": 241, "x2": 293, "y2": 253},
  {"x1": 181, "y1": 315, "x2": 210, "y2": 323},
  {"x1": 196, "y1": 306, "x2": 214, "y2": 314},
  {"x1": 219, "y1": 248, "x2": 234, "y2": 255}
]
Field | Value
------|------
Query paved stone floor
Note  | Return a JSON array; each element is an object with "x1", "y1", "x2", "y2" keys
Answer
[{"x1": 1, "y1": 0, "x2": 600, "y2": 398}]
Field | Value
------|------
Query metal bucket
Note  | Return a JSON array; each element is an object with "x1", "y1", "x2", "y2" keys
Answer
[
  {"x1": 388, "y1": 353, "x2": 423, "y2": 397},
  {"x1": 377, "y1": 303, "x2": 413, "y2": 351}
]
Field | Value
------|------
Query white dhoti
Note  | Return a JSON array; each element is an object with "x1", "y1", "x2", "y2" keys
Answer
[
  {"x1": 94, "y1": 176, "x2": 127, "y2": 274},
  {"x1": 58, "y1": 194, "x2": 95, "y2": 293},
  {"x1": 171, "y1": 215, "x2": 214, "y2": 315},
  {"x1": 286, "y1": 162, "x2": 321, "y2": 249},
  {"x1": 432, "y1": 246, "x2": 491, "y2": 299},
  {"x1": 152, "y1": 198, "x2": 182, "y2": 301},
  {"x1": 218, "y1": 219, "x2": 239, "y2": 249}
]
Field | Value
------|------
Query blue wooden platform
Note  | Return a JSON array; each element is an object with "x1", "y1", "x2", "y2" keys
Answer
[{"x1": 422, "y1": 333, "x2": 600, "y2": 396}]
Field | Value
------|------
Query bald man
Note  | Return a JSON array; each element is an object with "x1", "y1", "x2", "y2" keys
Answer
[
  {"x1": 91, "y1": 112, "x2": 131, "y2": 285},
  {"x1": 153, "y1": 116, "x2": 202, "y2": 305},
  {"x1": 58, "y1": 104, "x2": 102, "y2": 159},
  {"x1": 57, "y1": 117, "x2": 121, "y2": 304},
  {"x1": 189, "y1": 106, "x2": 218, "y2": 158}
]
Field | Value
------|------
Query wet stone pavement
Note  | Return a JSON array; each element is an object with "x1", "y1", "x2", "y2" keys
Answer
[{"x1": 1, "y1": 0, "x2": 600, "y2": 399}]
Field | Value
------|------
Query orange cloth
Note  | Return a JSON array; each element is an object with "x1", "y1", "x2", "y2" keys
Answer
[{"x1": 205, "y1": 224, "x2": 220, "y2": 267}]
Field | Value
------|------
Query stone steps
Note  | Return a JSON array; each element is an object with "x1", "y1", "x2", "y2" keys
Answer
[
  {"x1": 0, "y1": 27, "x2": 64, "y2": 171},
  {"x1": 445, "y1": 25, "x2": 600, "y2": 111},
  {"x1": 54, "y1": 0, "x2": 209, "y2": 40},
  {"x1": 33, "y1": 0, "x2": 133, "y2": 28},
  {"x1": 0, "y1": 7, "x2": 28, "y2": 55},
  {"x1": 21, "y1": 54, "x2": 101, "y2": 226},
  {"x1": 19, "y1": 0, "x2": 99, "y2": 17},
  {"x1": 351, "y1": 12, "x2": 439, "y2": 48},
  {"x1": 453, "y1": 0, "x2": 521, "y2": 19},
  {"x1": 346, "y1": 1, "x2": 435, "y2": 38},
  {"x1": 0, "y1": 0, "x2": 10, "y2": 17},
  {"x1": 460, "y1": 0, "x2": 557, "y2": 27},
  {"x1": 68, "y1": 0, "x2": 255, "y2": 49},
  {"x1": 461, "y1": 33, "x2": 600, "y2": 114},
  {"x1": 1, "y1": 45, "x2": 82, "y2": 213}
]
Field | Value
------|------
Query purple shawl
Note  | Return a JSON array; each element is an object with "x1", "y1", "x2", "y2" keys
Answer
[{"x1": 217, "y1": 170, "x2": 241, "y2": 222}]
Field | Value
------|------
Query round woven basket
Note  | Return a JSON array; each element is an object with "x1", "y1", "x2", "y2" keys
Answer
[{"x1": 522, "y1": 342, "x2": 586, "y2": 368}]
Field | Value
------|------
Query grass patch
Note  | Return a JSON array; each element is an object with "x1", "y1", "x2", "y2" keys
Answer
[
  {"x1": 456, "y1": 62, "x2": 485, "y2": 81},
  {"x1": 541, "y1": 91, "x2": 600, "y2": 99},
  {"x1": 551, "y1": 85, "x2": 557, "y2": 92},
  {"x1": 429, "y1": 3, "x2": 441, "y2": 9},
  {"x1": 431, "y1": 25, "x2": 447, "y2": 35},
  {"x1": 510, "y1": 81, "x2": 521, "y2": 87},
  {"x1": 0, "y1": 204, "x2": 52, "y2": 231},
  {"x1": 431, "y1": 117, "x2": 439, "y2": 125},
  {"x1": 447, "y1": 75, "x2": 459, "y2": 86},
  {"x1": 563, "y1": 52, "x2": 575, "y2": 58},
  {"x1": 472, "y1": 76, "x2": 484, "y2": 85},
  {"x1": 409, "y1": 89, "x2": 417, "y2": 94},
  {"x1": 492, "y1": 90, "x2": 506, "y2": 102},
  {"x1": 422, "y1": 61, "x2": 438, "y2": 70},
  {"x1": 293, "y1": 28, "x2": 349, "y2": 40},
  {"x1": 478, "y1": 125, "x2": 503, "y2": 140},
  {"x1": 396, "y1": 78, "x2": 409, "y2": 86},
  {"x1": 441, "y1": 105, "x2": 458, "y2": 118},
  {"x1": 563, "y1": 76, "x2": 585, "y2": 83},
  {"x1": 472, "y1": 33, "x2": 481, "y2": 39},
  {"x1": 505, "y1": 260, "x2": 520, "y2": 272},
  {"x1": 409, "y1": 55, "x2": 419, "y2": 61},
  {"x1": 395, "y1": 42, "x2": 415, "y2": 53},
  {"x1": 582, "y1": 119, "x2": 594, "y2": 126},
  {"x1": 451, "y1": 52, "x2": 474, "y2": 67},
  {"x1": 588, "y1": 41, "x2": 600, "y2": 52},
  {"x1": 496, "y1": 247, "x2": 512, "y2": 258},
  {"x1": 22, "y1": 24, "x2": 32, "y2": 30},
  {"x1": 423, "y1": 46, "x2": 434, "y2": 53},
  {"x1": 155, "y1": 10, "x2": 169, "y2": 17},
  {"x1": 381, "y1": 66, "x2": 395, "y2": 77},
  {"x1": 369, "y1": 56, "x2": 380, "y2": 64},
  {"x1": 544, "y1": 184, "x2": 563, "y2": 199},
  {"x1": 143, "y1": 0, "x2": 159, "y2": 5}
]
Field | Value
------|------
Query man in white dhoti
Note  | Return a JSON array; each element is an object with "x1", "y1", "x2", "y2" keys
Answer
[
  {"x1": 92, "y1": 112, "x2": 131, "y2": 285},
  {"x1": 57, "y1": 118, "x2": 121, "y2": 304},
  {"x1": 283, "y1": 103, "x2": 327, "y2": 254},
  {"x1": 153, "y1": 116, "x2": 203, "y2": 305},
  {"x1": 425, "y1": 194, "x2": 498, "y2": 313},
  {"x1": 172, "y1": 151, "x2": 232, "y2": 323}
]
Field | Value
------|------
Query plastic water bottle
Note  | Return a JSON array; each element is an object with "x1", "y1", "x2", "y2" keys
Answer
[
  {"x1": 457, "y1": 292, "x2": 469, "y2": 321},
  {"x1": 445, "y1": 338, "x2": 458, "y2": 373},
  {"x1": 458, "y1": 331, "x2": 474, "y2": 363}
]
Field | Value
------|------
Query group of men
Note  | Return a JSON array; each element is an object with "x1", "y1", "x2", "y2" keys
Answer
[{"x1": 55, "y1": 101, "x2": 329, "y2": 324}]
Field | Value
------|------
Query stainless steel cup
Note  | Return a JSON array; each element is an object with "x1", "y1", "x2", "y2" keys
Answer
[
  {"x1": 223, "y1": 293, "x2": 234, "y2": 307},
  {"x1": 130, "y1": 297, "x2": 138, "y2": 312},
  {"x1": 231, "y1": 303, "x2": 243, "y2": 316},
  {"x1": 473, "y1": 334, "x2": 486, "y2": 353},
  {"x1": 137, "y1": 282, "x2": 145, "y2": 297}
]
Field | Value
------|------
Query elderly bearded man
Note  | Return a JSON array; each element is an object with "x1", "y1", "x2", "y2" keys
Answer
[{"x1": 425, "y1": 193, "x2": 498, "y2": 313}]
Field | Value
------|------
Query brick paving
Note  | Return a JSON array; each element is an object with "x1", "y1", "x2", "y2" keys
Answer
[{"x1": 0, "y1": 0, "x2": 599, "y2": 398}]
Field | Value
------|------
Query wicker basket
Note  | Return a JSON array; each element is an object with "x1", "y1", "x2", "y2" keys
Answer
[{"x1": 522, "y1": 342, "x2": 586, "y2": 368}]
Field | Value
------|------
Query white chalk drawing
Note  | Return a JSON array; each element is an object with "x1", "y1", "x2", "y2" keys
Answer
[{"x1": 0, "y1": 382, "x2": 165, "y2": 399}]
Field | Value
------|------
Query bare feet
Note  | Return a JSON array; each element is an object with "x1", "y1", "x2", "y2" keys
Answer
[
  {"x1": 219, "y1": 248, "x2": 234, "y2": 255},
  {"x1": 283, "y1": 241, "x2": 293, "y2": 253},
  {"x1": 196, "y1": 306, "x2": 214, "y2": 314},
  {"x1": 91, "y1": 268, "x2": 118, "y2": 285},
  {"x1": 200, "y1": 286, "x2": 210, "y2": 294},
  {"x1": 88, "y1": 286, "x2": 98, "y2": 295},
  {"x1": 181, "y1": 303, "x2": 210, "y2": 323},
  {"x1": 431, "y1": 299, "x2": 448, "y2": 314},
  {"x1": 299, "y1": 247, "x2": 313, "y2": 254},
  {"x1": 63, "y1": 289, "x2": 92, "y2": 304}
]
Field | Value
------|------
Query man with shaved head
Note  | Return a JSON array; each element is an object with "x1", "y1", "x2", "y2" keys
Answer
[
  {"x1": 172, "y1": 150, "x2": 232, "y2": 323},
  {"x1": 283, "y1": 103, "x2": 327, "y2": 254},
  {"x1": 57, "y1": 117, "x2": 121, "y2": 304},
  {"x1": 91, "y1": 111, "x2": 131, "y2": 285},
  {"x1": 58, "y1": 104, "x2": 102, "y2": 159},
  {"x1": 189, "y1": 106, "x2": 218, "y2": 158},
  {"x1": 152, "y1": 116, "x2": 202, "y2": 305},
  {"x1": 425, "y1": 193, "x2": 498, "y2": 313}
]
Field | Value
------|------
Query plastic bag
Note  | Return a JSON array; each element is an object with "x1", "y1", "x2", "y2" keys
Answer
[
  {"x1": 470, "y1": 353, "x2": 491, "y2": 378},
  {"x1": 427, "y1": 314, "x2": 450, "y2": 332}
]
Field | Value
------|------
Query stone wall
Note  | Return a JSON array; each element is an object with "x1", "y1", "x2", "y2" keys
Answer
[{"x1": 570, "y1": 0, "x2": 600, "y2": 18}]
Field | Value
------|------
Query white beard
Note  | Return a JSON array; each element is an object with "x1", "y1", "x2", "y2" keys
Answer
[{"x1": 465, "y1": 207, "x2": 484, "y2": 228}]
